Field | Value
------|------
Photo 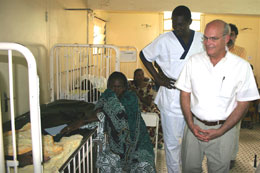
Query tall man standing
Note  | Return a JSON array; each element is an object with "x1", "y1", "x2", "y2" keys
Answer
[
  {"x1": 175, "y1": 20, "x2": 260, "y2": 172},
  {"x1": 228, "y1": 23, "x2": 247, "y2": 169},
  {"x1": 140, "y1": 5, "x2": 204, "y2": 172}
]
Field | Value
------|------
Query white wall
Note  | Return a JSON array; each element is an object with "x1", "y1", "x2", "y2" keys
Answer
[
  {"x1": 0, "y1": 0, "x2": 48, "y2": 122},
  {"x1": 105, "y1": 11, "x2": 163, "y2": 78},
  {"x1": 0, "y1": 0, "x2": 88, "y2": 122}
]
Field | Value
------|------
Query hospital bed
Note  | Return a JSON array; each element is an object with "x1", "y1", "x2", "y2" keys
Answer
[
  {"x1": 50, "y1": 43, "x2": 120, "y2": 103},
  {"x1": 0, "y1": 42, "x2": 42, "y2": 172},
  {"x1": 0, "y1": 43, "x2": 120, "y2": 172},
  {"x1": 49, "y1": 43, "x2": 120, "y2": 172}
]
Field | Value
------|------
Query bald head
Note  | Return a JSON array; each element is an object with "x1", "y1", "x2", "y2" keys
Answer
[{"x1": 205, "y1": 20, "x2": 230, "y2": 36}]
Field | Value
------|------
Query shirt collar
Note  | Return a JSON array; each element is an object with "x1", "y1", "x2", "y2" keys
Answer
[{"x1": 203, "y1": 50, "x2": 228, "y2": 67}]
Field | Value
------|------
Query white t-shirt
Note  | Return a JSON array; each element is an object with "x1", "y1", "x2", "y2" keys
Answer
[
  {"x1": 175, "y1": 51, "x2": 260, "y2": 121},
  {"x1": 142, "y1": 31, "x2": 204, "y2": 115}
]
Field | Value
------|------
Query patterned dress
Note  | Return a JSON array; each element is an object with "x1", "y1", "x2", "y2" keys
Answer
[
  {"x1": 128, "y1": 80, "x2": 164, "y2": 149},
  {"x1": 91, "y1": 89, "x2": 156, "y2": 172}
]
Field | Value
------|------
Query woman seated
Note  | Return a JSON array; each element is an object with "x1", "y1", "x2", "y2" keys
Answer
[
  {"x1": 128, "y1": 68, "x2": 164, "y2": 148},
  {"x1": 94, "y1": 71, "x2": 156, "y2": 173}
]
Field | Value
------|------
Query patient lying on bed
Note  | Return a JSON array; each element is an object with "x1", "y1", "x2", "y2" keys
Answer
[
  {"x1": 92, "y1": 71, "x2": 156, "y2": 173},
  {"x1": 80, "y1": 79, "x2": 101, "y2": 102}
]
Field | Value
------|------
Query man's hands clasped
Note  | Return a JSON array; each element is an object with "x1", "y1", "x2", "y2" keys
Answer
[{"x1": 190, "y1": 124, "x2": 223, "y2": 142}]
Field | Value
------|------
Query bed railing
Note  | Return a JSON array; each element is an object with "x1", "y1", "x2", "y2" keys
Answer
[
  {"x1": 118, "y1": 46, "x2": 138, "y2": 79},
  {"x1": 0, "y1": 43, "x2": 42, "y2": 173},
  {"x1": 50, "y1": 44, "x2": 120, "y2": 103},
  {"x1": 59, "y1": 128, "x2": 98, "y2": 173}
]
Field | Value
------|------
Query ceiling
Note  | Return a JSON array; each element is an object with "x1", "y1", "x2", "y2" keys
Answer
[{"x1": 85, "y1": 0, "x2": 260, "y2": 16}]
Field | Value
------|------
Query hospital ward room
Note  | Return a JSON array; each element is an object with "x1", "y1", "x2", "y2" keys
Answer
[{"x1": 1, "y1": 0, "x2": 260, "y2": 172}]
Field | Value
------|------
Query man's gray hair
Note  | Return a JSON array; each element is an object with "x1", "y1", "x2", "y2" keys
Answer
[{"x1": 223, "y1": 22, "x2": 231, "y2": 36}]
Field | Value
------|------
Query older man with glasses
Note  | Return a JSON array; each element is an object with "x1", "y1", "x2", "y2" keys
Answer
[{"x1": 175, "y1": 20, "x2": 260, "y2": 173}]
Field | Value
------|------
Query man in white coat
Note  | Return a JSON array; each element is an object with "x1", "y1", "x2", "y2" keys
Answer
[{"x1": 140, "y1": 5, "x2": 204, "y2": 172}]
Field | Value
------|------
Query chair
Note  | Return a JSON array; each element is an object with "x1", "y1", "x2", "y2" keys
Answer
[{"x1": 141, "y1": 112, "x2": 159, "y2": 165}]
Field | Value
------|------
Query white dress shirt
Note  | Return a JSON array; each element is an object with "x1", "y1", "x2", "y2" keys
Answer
[{"x1": 175, "y1": 51, "x2": 260, "y2": 121}]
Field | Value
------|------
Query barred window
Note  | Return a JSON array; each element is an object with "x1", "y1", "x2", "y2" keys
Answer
[{"x1": 163, "y1": 11, "x2": 202, "y2": 33}]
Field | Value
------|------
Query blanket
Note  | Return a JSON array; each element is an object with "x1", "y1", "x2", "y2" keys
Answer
[{"x1": 94, "y1": 89, "x2": 156, "y2": 172}]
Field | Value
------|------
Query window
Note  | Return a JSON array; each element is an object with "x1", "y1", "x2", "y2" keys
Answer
[
  {"x1": 93, "y1": 17, "x2": 106, "y2": 54},
  {"x1": 163, "y1": 11, "x2": 202, "y2": 33},
  {"x1": 93, "y1": 17, "x2": 106, "y2": 44}
]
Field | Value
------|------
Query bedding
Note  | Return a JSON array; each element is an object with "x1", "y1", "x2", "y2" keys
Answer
[
  {"x1": 3, "y1": 100, "x2": 98, "y2": 171},
  {"x1": 4, "y1": 123, "x2": 63, "y2": 157},
  {"x1": 3, "y1": 99, "x2": 96, "y2": 131},
  {"x1": 10, "y1": 134, "x2": 83, "y2": 173}
]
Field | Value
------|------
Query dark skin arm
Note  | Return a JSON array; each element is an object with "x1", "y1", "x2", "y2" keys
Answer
[
  {"x1": 140, "y1": 51, "x2": 176, "y2": 89},
  {"x1": 180, "y1": 90, "x2": 250, "y2": 142},
  {"x1": 60, "y1": 109, "x2": 100, "y2": 135}
]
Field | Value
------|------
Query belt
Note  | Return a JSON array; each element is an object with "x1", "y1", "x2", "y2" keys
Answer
[{"x1": 194, "y1": 116, "x2": 225, "y2": 126}]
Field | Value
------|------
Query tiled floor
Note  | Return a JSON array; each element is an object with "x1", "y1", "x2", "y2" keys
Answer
[{"x1": 156, "y1": 123, "x2": 260, "y2": 173}]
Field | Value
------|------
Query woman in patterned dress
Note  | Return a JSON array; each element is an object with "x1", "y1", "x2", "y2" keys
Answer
[
  {"x1": 94, "y1": 71, "x2": 156, "y2": 173},
  {"x1": 129, "y1": 68, "x2": 164, "y2": 149}
]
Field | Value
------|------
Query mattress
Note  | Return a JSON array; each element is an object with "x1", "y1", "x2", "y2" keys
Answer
[{"x1": 3, "y1": 100, "x2": 98, "y2": 172}]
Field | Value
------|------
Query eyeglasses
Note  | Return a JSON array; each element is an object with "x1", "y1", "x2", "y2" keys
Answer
[{"x1": 203, "y1": 34, "x2": 226, "y2": 42}]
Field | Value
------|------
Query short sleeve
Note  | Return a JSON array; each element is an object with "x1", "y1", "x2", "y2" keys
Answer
[
  {"x1": 237, "y1": 63, "x2": 260, "y2": 101},
  {"x1": 142, "y1": 38, "x2": 162, "y2": 62}
]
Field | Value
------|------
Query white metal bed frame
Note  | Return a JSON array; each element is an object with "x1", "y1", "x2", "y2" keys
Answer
[
  {"x1": 58, "y1": 128, "x2": 97, "y2": 173},
  {"x1": 50, "y1": 44, "x2": 120, "y2": 103},
  {"x1": 49, "y1": 43, "x2": 121, "y2": 172},
  {"x1": 118, "y1": 46, "x2": 138, "y2": 79},
  {"x1": 0, "y1": 42, "x2": 43, "y2": 173}
]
